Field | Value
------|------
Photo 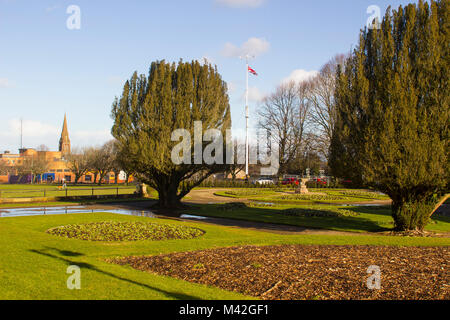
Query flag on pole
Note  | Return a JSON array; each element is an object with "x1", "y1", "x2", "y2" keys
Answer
[{"x1": 248, "y1": 66, "x2": 258, "y2": 76}]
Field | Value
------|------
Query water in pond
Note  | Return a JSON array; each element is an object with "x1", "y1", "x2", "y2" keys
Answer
[
  {"x1": 179, "y1": 214, "x2": 208, "y2": 220},
  {"x1": 0, "y1": 206, "x2": 156, "y2": 218}
]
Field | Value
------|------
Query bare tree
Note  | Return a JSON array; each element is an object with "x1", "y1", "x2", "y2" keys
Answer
[
  {"x1": 87, "y1": 142, "x2": 115, "y2": 186},
  {"x1": 258, "y1": 81, "x2": 310, "y2": 174},
  {"x1": 307, "y1": 54, "x2": 347, "y2": 158},
  {"x1": 17, "y1": 156, "x2": 49, "y2": 183},
  {"x1": 36, "y1": 144, "x2": 50, "y2": 151},
  {"x1": 108, "y1": 140, "x2": 123, "y2": 184},
  {"x1": 66, "y1": 147, "x2": 90, "y2": 184},
  {"x1": 225, "y1": 139, "x2": 245, "y2": 180},
  {"x1": 0, "y1": 161, "x2": 13, "y2": 176}
]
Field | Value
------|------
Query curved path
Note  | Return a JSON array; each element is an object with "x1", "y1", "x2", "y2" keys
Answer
[{"x1": 182, "y1": 188, "x2": 393, "y2": 206}]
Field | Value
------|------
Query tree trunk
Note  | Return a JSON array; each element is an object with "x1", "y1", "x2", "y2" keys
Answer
[
  {"x1": 391, "y1": 193, "x2": 436, "y2": 231},
  {"x1": 74, "y1": 174, "x2": 81, "y2": 185},
  {"x1": 156, "y1": 182, "x2": 183, "y2": 209},
  {"x1": 98, "y1": 171, "x2": 108, "y2": 186}
]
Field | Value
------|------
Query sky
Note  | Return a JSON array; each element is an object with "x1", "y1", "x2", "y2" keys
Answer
[{"x1": 0, "y1": 0, "x2": 420, "y2": 152}]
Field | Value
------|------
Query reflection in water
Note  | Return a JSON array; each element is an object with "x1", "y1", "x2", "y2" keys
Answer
[
  {"x1": 0, "y1": 206, "x2": 156, "y2": 218},
  {"x1": 179, "y1": 214, "x2": 208, "y2": 220}
]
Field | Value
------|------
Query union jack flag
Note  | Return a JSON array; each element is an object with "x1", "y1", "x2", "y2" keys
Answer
[{"x1": 248, "y1": 66, "x2": 258, "y2": 76}]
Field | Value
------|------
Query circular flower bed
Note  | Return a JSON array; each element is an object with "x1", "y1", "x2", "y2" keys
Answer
[
  {"x1": 46, "y1": 221, "x2": 205, "y2": 241},
  {"x1": 274, "y1": 194, "x2": 347, "y2": 201}
]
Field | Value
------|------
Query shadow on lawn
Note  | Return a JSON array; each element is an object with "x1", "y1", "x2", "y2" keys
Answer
[
  {"x1": 347, "y1": 204, "x2": 450, "y2": 225},
  {"x1": 29, "y1": 248, "x2": 202, "y2": 300},
  {"x1": 188, "y1": 204, "x2": 391, "y2": 233}
]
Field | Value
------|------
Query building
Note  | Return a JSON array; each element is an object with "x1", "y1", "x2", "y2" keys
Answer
[
  {"x1": 59, "y1": 114, "x2": 71, "y2": 156},
  {"x1": 0, "y1": 115, "x2": 126, "y2": 184}
]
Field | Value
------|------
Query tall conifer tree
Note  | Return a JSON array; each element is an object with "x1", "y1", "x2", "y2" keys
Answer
[
  {"x1": 111, "y1": 60, "x2": 231, "y2": 208},
  {"x1": 330, "y1": 0, "x2": 449, "y2": 231}
]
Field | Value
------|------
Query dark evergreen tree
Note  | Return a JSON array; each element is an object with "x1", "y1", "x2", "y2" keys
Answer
[
  {"x1": 330, "y1": 0, "x2": 449, "y2": 231},
  {"x1": 111, "y1": 60, "x2": 231, "y2": 208}
]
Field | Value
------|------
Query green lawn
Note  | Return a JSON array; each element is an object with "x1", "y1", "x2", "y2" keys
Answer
[
  {"x1": 1, "y1": 212, "x2": 449, "y2": 300},
  {"x1": 214, "y1": 188, "x2": 391, "y2": 204},
  {"x1": 0, "y1": 184, "x2": 136, "y2": 198},
  {"x1": 186, "y1": 203, "x2": 450, "y2": 233},
  {"x1": 0, "y1": 197, "x2": 154, "y2": 209}
]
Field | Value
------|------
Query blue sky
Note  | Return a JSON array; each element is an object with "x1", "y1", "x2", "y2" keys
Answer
[{"x1": 0, "y1": 0, "x2": 419, "y2": 152}]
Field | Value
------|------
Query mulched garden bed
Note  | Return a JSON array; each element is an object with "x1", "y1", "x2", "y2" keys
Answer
[{"x1": 111, "y1": 245, "x2": 449, "y2": 300}]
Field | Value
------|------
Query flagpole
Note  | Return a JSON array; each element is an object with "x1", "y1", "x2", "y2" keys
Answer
[{"x1": 245, "y1": 57, "x2": 249, "y2": 178}]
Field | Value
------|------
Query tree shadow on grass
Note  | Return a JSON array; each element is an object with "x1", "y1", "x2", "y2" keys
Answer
[
  {"x1": 41, "y1": 247, "x2": 84, "y2": 257},
  {"x1": 347, "y1": 204, "x2": 450, "y2": 226},
  {"x1": 29, "y1": 248, "x2": 202, "y2": 300},
  {"x1": 344, "y1": 205, "x2": 392, "y2": 216},
  {"x1": 186, "y1": 204, "x2": 391, "y2": 233}
]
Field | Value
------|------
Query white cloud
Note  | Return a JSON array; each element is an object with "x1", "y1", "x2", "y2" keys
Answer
[
  {"x1": 72, "y1": 129, "x2": 113, "y2": 148},
  {"x1": 222, "y1": 37, "x2": 270, "y2": 58},
  {"x1": 215, "y1": 0, "x2": 265, "y2": 8},
  {"x1": 0, "y1": 119, "x2": 113, "y2": 151},
  {"x1": 0, "y1": 78, "x2": 13, "y2": 88},
  {"x1": 242, "y1": 86, "x2": 265, "y2": 102},
  {"x1": 227, "y1": 81, "x2": 236, "y2": 93},
  {"x1": 0, "y1": 119, "x2": 59, "y2": 151},
  {"x1": 8, "y1": 119, "x2": 59, "y2": 137},
  {"x1": 282, "y1": 69, "x2": 318, "y2": 84}
]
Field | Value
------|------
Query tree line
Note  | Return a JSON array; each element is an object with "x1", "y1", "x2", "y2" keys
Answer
[
  {"x1": 257, "y1": 54, "x2": 346, "y2": 176},
  {"x1": 109, "y1": 0, "x2": 448, "y2": 232},
  {"x1": 0, "y1": 141, "x2": 132, "y2": 185},
  {"x1": 66, "y1": 140, "x2": 133, "y2": 185}
]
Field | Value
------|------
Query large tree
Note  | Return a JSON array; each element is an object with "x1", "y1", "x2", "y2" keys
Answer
[
  {"x1": 17, "y1": 156, "x2": 49, "y2": 184},
  {"x1": 258, "y1": 81, "x2": 310, "y2": 174},
  {"x1": 307, "y1": 54, "x2": 346, "y2": 159},
  {"x1": 0, "y1": 161, "x2": 12, "y2": 176},
  {"x1": 111, "y1": 60, "x2": 231, "y2": 208},
  {"x1": 86, "y1": 143, "x2": 115, "y2": 186},
  {"x1": 330, "y1": 0, "x2": 449, "y2": 231},
  {"x1": 66, "y1": 147, "x2": 91, "y2": 184}
]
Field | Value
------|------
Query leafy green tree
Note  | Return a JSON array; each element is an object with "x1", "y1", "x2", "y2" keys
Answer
[
  {"x1": 330, "y1": 0, "x2": 449, "y2": 231},
  {"x1": 111, "y1": 60, "x2": 231, "y2": 208}
]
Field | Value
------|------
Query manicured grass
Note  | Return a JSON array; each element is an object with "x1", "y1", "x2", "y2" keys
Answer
[
  {"x1": 0, "y1": 184, "x2": 136, "y2": 198},
  {"x1": 0, "y1": 201, "x2": 77, "y2": 208},
  {"x1": 0, "y1": 212, "x2": 448, "y2": 299},
  {"x1": 214, "y1": 188, "x2": 391, "y2": 204},
  {"x1": 0, "y1": 197, "x2": 153, "y2": 209},
  {"x1": 186, "y1": 203, "x2": 450, "y2": 233}
]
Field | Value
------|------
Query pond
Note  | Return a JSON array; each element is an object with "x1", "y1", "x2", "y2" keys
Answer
[{"x1": 0, "y1": 206, "x2": 157, "y2": 218}]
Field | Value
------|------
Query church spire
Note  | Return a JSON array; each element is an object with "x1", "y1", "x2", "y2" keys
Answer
[{"x1": 59, "y1": 114, "x2": 71, "y2": 155}]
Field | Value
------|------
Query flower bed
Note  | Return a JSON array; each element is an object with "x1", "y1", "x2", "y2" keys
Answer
[{"x1": 46, "y1": 221, "x2": 205, "y2": 241}]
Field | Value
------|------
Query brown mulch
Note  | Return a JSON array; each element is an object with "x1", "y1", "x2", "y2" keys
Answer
[{"x1": 111, "y1": 245, "x2": 449, "y2": 300}]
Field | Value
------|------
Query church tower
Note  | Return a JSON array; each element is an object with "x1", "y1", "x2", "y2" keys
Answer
[{"x1": 59, "y1": 114, "x2": 71, "y2": 156}]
